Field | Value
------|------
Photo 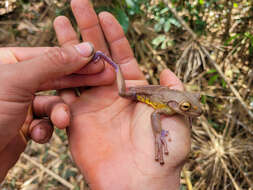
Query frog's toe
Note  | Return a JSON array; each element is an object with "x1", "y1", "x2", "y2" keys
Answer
[
  {"x1": 155, "y1": 136, "x2": 159, "y2": 161},
  {"x1": 155, "y1": 135, "x2": 163, "y2": 163},
  {"x1": 159, "y1": 150, "x2": 164, "y2": 165},
  {"x1": 161, "y1": 137, "x2": 169, "y2": 155},
  {"x1": 161, "y1": 129, "x2": 169, "y2": 154},
  {"x1": 155, "y1": 131, "x2": 170, "y2": 164}
]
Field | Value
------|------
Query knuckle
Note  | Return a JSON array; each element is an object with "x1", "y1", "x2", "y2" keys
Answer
[{"x1": 45, "y1": 47, "x2": 67, "y2": 67}]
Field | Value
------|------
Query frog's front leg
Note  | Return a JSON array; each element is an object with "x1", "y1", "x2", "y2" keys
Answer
[{"x1": 151, "y1": 110, "x2": 171, "y2": 165}]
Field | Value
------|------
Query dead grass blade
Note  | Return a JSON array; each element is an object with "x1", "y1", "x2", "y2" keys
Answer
[{"x1": 21, "y1": 153, "x2": 74, "y2": 190}]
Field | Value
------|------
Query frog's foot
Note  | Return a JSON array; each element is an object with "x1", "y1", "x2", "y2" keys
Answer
[
  {"x1": 91, "y1": 51, "x2": 118, "y2": 70},
  {"x1": 155, "y1": 129, "x2": 170, "y2": 165},
  {"x1": 91, "y1": 51, "x2": 101, "y2": 63}
]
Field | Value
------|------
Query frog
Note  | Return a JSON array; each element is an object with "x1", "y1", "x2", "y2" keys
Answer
[{"x1": 91, "y1": 51, "x2": 203, "y2": 165}]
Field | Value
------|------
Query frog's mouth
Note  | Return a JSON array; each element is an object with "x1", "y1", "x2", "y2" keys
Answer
[
  {"x1": 174, "y1": 108, "x2": 202, "y2": 117},
  {"x1": 187, "y1": 110, "x2": 202, "y2": 117}
]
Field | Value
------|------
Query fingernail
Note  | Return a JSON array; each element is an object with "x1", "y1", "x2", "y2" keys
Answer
[
  {"x1": 75, "y1": 42, "x2": 94, "y2": 57},
  {"x1": 32, "y1": 126, "x2": 47, "y2": 143}
]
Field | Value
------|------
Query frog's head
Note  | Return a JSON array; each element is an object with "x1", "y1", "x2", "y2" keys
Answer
[{"x1": 167, "y1": 91, "x2": 203, "y2": 117}]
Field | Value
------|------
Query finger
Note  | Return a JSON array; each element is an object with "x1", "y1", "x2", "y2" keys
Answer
[
  {"x1": 54, "y1": 16, "x2": 79, "y2": 46},
  {"x1": 39, "y1": 69, "x2": 114, "y2": 91},
  {"x1": 33, "y1": 96, "x2": 71, "y2": 129},
  {"x1": 29, "y1": 119, "x2": 54, "y2": 144},
  {"x1": 58, "y1": 89, "x2": 77, "y2": 105},
  {"x1": 53, "y1": 15, "x2": 80, "y2": 104},
  {"x1": 71, "y1": 0, "x2": 116, "y2": 94},
  {"x1": 0, "y1": 42, "x2": 94, "y2": 92},
  {"x1": 0, "y1": 47, "x2": 51, "y2": 64},
  {"x1": 159, "y1": 69, "x2": 184, "y2": 91},
  {"x1": 99, "y1": 12, "x2": 145, "y2": 80},
  {"x1": 0, "y1": 134, "x2": 26, "y2": 182},
  {"x1": 53, "y1": 15, "x2": 105, "y2": 102},
  {"x1": 54, "y1": 16, "x2": 105, "y2": 75},
  {"x1": 71, "y1": 0, "x2": 114, "y2": 90},
  {"x1": 71, "y1": 0, "x2": 109, "y2": 53}
]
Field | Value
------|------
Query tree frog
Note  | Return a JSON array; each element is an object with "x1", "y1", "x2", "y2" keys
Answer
[{"x1": 91, "y1": 51, "x2": 203, "y2": 165}]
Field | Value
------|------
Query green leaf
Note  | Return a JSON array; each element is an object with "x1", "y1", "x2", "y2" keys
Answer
[
  {"x1": 154, "y1": 23, "x2": 162, "y2": 32},
  {"x1": 125, "y1": 0, "x2": 135, "y2": 8},
  {"x1": 199, "y1": 0, "x2": 205, "y2": 5},
  {"x1": 164, "y1": 20, "x2": 171, "y2": 32},
  {"x1": 206, "y1": 69, "x2": 217, "y2": 74},
  {"x1": 221, "y1": 79, "x2": 227, "y2": 88},
  {"x1": 201, "y1": 95, "x2": 206, "y2": 104},
  {"x1": 160, "y1": 7, "x2": 169, "y2": 14},
  {"x1": 225, "y1": 34, "x2": 240, "y2": 45},
  {"x1": 152, "y1": 35, "x2": 166, "y2": 47},
  {"x1": 161, "y1": 41, "x2": 167, "y2": 49},
  {"x1": 169, "y1": 18, "x2": 181, "y2": 27},
  {"x1": 208, "y1": 74, "x2": 219, "y2": 85},
  {"x1": 166, "y1": 39, "x2": 174, "y2": 47},
  {"x1": 159, "y1": 17, "x2": 166, "y2": 24}
]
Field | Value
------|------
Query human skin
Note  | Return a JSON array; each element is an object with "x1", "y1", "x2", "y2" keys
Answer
[
  {"x1": 0, "y1": 0, "x2": 191, "y2": 188},
  {"x1": 54, "y1": 0, "x2": 191, "y2": 189},
  {"x1": 0, "y1": 42, "x2": 115, "y2": 181}
]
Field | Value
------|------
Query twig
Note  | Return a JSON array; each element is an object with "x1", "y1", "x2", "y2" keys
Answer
[
  {"x1": 164, "y1": 0, "x2": 253, "y2": 119},
  {"x1": 21, "y1": 153, "x2": 74, "y2": 190},
  {"x1": 175, "y1": 42, "x2": 192, "y2": 76},
  {"x1": 165, "y1": 2, "x2": 197, "y2": 40},
  {"x1": 220, "y1": 158, "x2": 242, "y2": 190},
  {"x1": 200, "y1": 45, "x2": 253, "y2": 119},
  {"x1": 225, "y1": 114, "x2": 253, "y2": 135}
]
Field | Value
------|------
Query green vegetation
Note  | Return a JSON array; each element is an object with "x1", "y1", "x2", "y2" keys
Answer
[{"x1": 0, "y1": 0, "x2": 252, "y2": 189}]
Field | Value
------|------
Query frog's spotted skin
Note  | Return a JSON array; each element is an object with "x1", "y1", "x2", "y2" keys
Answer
[{"x1": 92, "y1": 51, "x2": 203, "y2": 165}]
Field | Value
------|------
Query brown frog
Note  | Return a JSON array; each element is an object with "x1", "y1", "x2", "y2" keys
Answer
[{"x1": 91, "y1": 51, "x2": 203, "y2": 165}]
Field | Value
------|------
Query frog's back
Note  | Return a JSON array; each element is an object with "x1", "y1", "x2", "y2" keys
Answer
[
  {"x1": 129, "y1": 85, "x2": 178, "y2": 102},
  {"x1": 129, "y1": 85, "x2": 170, "y2": 96},
  {"x1": 128, "y1": 85, "x2": 179, "y2": 110}
]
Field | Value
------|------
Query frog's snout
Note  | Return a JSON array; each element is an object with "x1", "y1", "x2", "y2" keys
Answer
[{"x1": 191, "y1": 105, "x2": 203, "y2": 116}]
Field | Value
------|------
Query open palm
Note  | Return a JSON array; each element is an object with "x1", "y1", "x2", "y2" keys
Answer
[{"x1": 55, "y1": 0, "x2": 191, "y2": 189}]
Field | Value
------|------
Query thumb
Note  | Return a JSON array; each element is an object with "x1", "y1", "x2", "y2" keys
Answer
[{"x1": 4, "y1": 42, "x2": 94, "y2": 91}]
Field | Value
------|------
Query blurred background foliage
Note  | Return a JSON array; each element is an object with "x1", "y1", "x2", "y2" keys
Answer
[{"x1": 0, "y1": 0, "x2": 253, "y2": 189}]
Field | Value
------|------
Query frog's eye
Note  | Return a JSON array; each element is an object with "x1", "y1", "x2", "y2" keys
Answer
[{"x1": 180, "y1": 102, "x2": 191, "y2": 111}]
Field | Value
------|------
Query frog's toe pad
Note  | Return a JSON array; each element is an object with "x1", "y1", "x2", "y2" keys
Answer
[{"x1": 155, "y1": 130, "x2": 170, "y2": 165}]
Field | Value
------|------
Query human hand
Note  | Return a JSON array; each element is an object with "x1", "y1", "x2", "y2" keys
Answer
[
  {"x1": 56, "y1": 0, "x2": 191, "y2": 189},
  {"x1": 0, "y1": 42, "x2": 109, "y2": 181}
]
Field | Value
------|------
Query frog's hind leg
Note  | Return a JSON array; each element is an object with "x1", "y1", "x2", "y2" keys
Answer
[
  {"x1": 116, "y1": 65, "x2": 137, "y2": 99},
  {"x1": 151, "y1": 110, "x2": 170, "y2": 165},
  {"x1": 91, "y1": 51, "x2": 135, "y2": 99}
]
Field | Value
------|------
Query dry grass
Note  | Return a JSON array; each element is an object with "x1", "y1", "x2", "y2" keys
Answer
[{"x1": 0, "y1": 0, "x2": 253, "y2": 189}]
